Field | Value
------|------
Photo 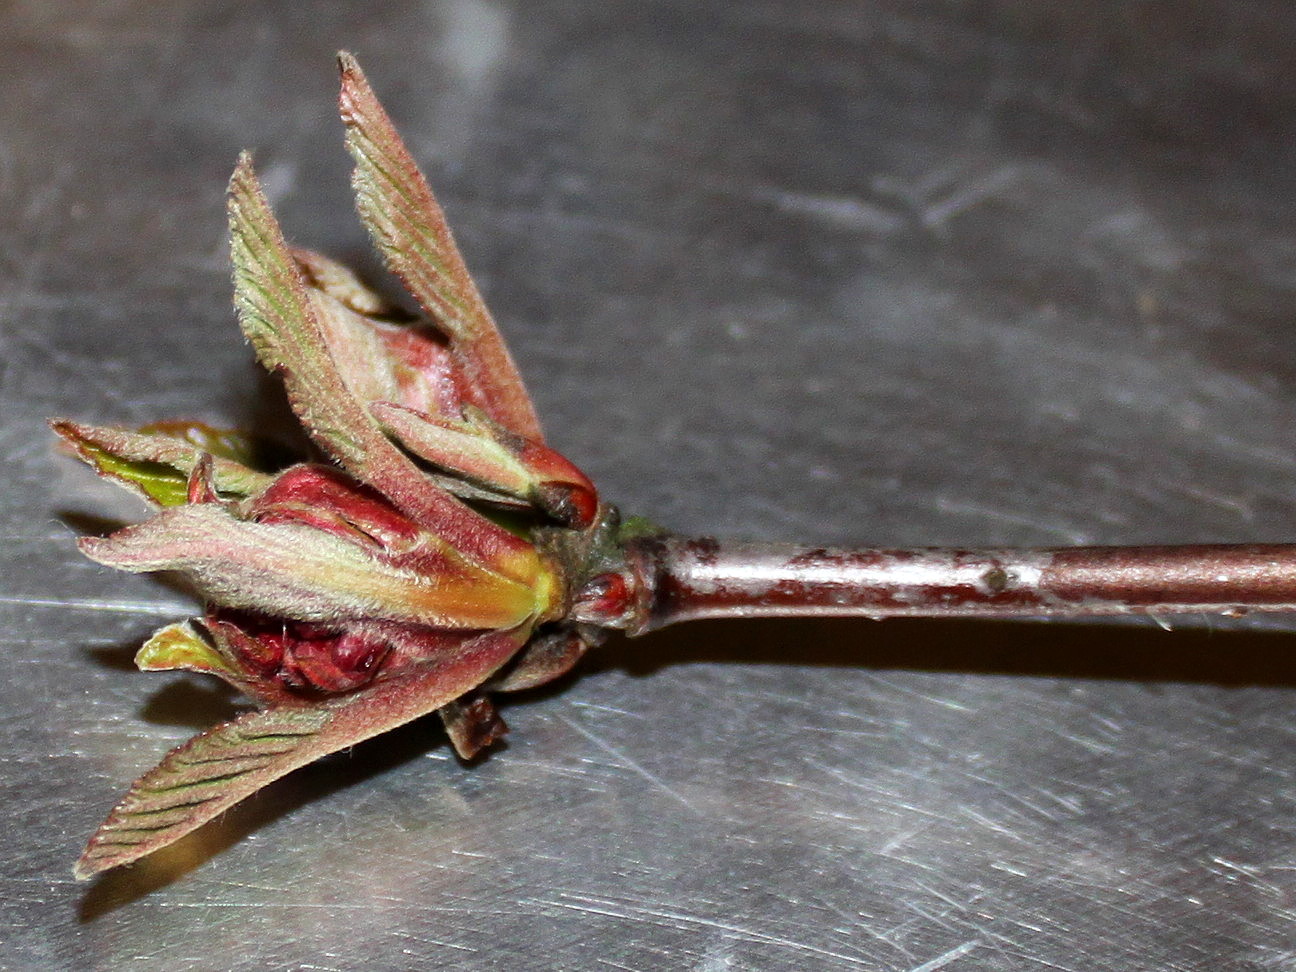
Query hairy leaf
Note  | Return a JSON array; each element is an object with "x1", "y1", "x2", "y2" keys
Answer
[
  {"x1": 294, "y1": 248, "x2": 478, "y2": 425},
  {"x1": 228, "y1": 153, "x2": 535, "y2": 572},
  {"x1": 337, "y1": 51, "x2": 543, "y2": 441},
  {"x1": 80, "y1": 503, "x2": 552, "y2": 630},
  {"x1": 296, "y1": 263, "x2": 463, "y2": 423},
  {"x1": 228, "y1": 152, "x2": 384, "y2": 471},
  {"x1": 372, "y1": 402, "x2": 535, "y2": 500},
  {"x1": 290, "y1": 246, "x2": 398, "y2": 317},
  {"x1": 75, "y1": 628, "x2": 528, "y2": 879},
  {"x1": 374, "y1": 402, "x2": 598, "y2": 527},
  {"x1": 51, "y1": 420, "x2": 272, "y2": 506}
]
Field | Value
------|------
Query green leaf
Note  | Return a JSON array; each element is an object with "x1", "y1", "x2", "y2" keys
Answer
[
  {"x1": 51, "y1": 420, "x2": 272, "y2": 506},
  {"x1": 134, "y1": 619, "x2": 293, "y2": 707},
  {"x1": 135, "y1": 620, "x2": 240, "y2": 678},
  {"x1": 337, "y1": 52, "x2": 544, "y2": 441},
  {"x1": 75, "y1": 628, "x2": 528, "y2": 879}
]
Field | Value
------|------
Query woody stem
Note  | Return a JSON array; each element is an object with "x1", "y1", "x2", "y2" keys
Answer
[{"x1": 624, "y1": 538, "x2": 1296, "y2": 633}]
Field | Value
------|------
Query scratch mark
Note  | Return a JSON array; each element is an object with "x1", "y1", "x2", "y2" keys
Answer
[
  {"x1": 542, "y1": 893, "x2": 876, "y2": 968},
  {"x1": 0, "y1": 594, "x2": 188, "y2": 615},
  {"x1": 165, "y1": 900, "x2": 399, "y2": 910},
  {"x1": 988, "y1": 860, "x2": 1030, "y2": 878},
  {"x1": 908, "y1": 940, "x2": 980, "y2": 972},
  {"x1": 389, "y1": 936, "x2": 475, "y2": 954},
  {"x1": 569, "y1": 700, "x2": 647, "y2": 720},
  {"x1": 898, "y1": 899, "x2": 964, "y2": 936},
  {"x1": 958, "y1": 807, "x2": 1028, "y2": 843},
  {"x1": 921, "y1": 166, "x2": 1022, "y2": 229},
  {"x1": 865, "y1": 674, "x2": 974, "y2": 712},
  {"x1": 766, "y1": 187, "x2": 906, "y2": 233},
  {"x1": 909, "y1": 879, "x2": 973, "y2": 914},
  {"x1": 878, "y1": 825, "x2": 929, "y2": 856},
  {"x1": 934, "y1": 496, "x2": 1091, "y2": 543},
  {"x1": 555, "y1": 715, "x2": 701, "y2": 814},
  {"x1": 1209, "y1": 856, "x2": 1284, "y2": 896},
  {"x1": 1005, "y1": 953, "x2": 1085, "y2": 972},
  {"x1": 594, "y1": 959, "x2": 644, "y2": 971}
]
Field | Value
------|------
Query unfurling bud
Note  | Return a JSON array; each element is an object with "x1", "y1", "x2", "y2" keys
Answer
[{"x1": 57, "y1": 53, "x2": 619, "y2": 880}]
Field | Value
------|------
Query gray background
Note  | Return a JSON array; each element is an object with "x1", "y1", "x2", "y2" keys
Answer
[{"x1": 5, "y1": 2, "x2": 1296, "y2": 969}]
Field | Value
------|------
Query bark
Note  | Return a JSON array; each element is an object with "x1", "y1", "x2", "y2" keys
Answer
[{"x1": 625, "y1": 538, "x2": 1296, "y2": 633}]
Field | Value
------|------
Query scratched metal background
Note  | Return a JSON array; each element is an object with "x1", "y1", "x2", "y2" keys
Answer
[{"x1": 4, "y1": 2, "x2": 1296, "y2": 969}]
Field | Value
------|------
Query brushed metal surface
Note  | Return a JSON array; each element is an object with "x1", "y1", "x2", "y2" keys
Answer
[{"x1": 4, "y1": 2, "x2": 1296, "y2": 969}]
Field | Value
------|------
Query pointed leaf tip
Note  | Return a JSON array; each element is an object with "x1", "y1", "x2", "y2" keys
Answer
[
  {"x1": 337, "y1": 54, "x2": 544, "y2": 441},
  {"x1": 75, "y1": 628, "x2": 527, "y2": 877},
  {"x1": 337, "y1": 49, "x2": 361, "y2": 76},
  {"x1": 75, "y1": 705, "x2": 332, "y2": 880},
  {"x1": 231, "y1": 150, "x2": 255, "y2": 190}
]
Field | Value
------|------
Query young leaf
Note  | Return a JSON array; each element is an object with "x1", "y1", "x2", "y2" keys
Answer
[
  {"x1": 373, "y1": 401, "x2": 598, "y2": 526},
  {"x1": 75, "y1": 627, "x2": 529, "y2": 879},
  {"x1": 291, "y1": 246, "x2": 399, "y2": 317},
  {"x1": 228, "y1": 153, "x2": 535, "y2": 572},
  {"x1": 228, "y1": 152, "x2": 387, "y2": 472},
  {"x1": 337, "y1": 51, "x2": 544, "y2": 441},
  {"x1": 135, "y1": 619, "x2": 295, "y2": 707},
  {"x1": 294, "y1": 257, "x2": 466, "y2": 423},
  {"x1": 371, "y1": 402, "x2": 536, "y2": 501},
  {"x1": 51, "y1": 420, "x2": 272, "y2": 506},
  {"x1": 135, "y1": 620, "x2": 241, "y2": 679},
  {"x1": 79, "y1": 503, "x2": 551, "y2": 630}
]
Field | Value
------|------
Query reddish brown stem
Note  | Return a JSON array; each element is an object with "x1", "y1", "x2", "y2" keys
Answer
[{"x1": 624, "y1": 538, "x2": 1296, "y2": 633}]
